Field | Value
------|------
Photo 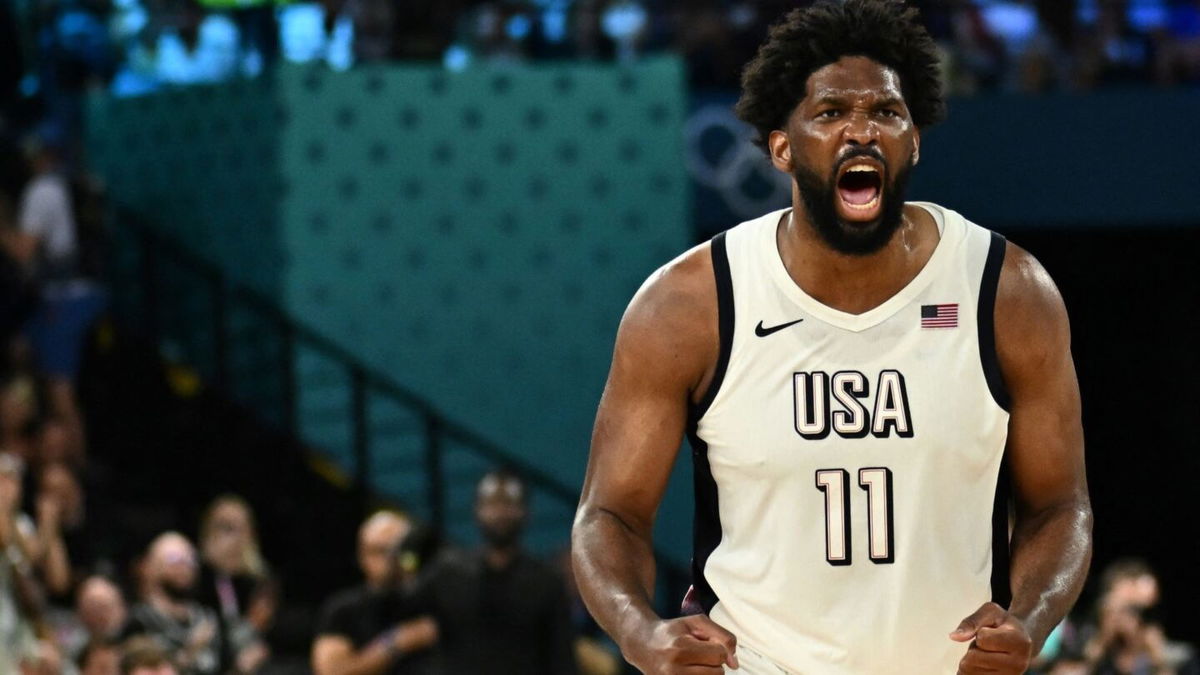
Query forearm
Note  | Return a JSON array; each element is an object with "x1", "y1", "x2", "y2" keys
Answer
[
  {"x1": 571, "y1": 506, "x2": 660, "y2": 656},
  {"x1": 1007, "y1": 499, "x2": 1093, "y2": 651},
  {"x1": 314, "y1": 637, "x2": 398, "y2": 675},
  {"x1": 39, "y1": 530, "x2": 71, "y2": 596}
]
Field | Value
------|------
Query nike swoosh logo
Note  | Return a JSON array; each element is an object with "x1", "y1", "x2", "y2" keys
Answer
[{"x1": 755, "y1": 318, "x2": 805, "y2": 337}]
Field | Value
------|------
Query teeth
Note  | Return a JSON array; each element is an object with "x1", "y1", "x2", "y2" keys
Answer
[{"x1": 847, "y1": 165, "x2": 878, "y2": 173}]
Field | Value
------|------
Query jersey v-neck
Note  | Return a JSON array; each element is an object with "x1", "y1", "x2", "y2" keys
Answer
[{"x1": 762, "y1": 201, "x2": 959, "y2": 333}]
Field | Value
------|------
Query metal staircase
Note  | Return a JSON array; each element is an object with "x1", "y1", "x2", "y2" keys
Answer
[{"x1": 105, "y1": 206, "x2": 689, "y2": 599}]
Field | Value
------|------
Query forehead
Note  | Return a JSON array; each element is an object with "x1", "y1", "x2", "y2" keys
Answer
[
  {"x1": 156, "y1": 539, "x2": 193, "y2": 560},
  {"x1": 477, "y1": 475, "x2": 524, "y2": 502},
  {"x1": 803, "y1": 55, "x2": 904, "y2": 104},
  {"x1": 360, "y1": 517, "x2": 407, "y2": 545},
  {"x1": 213, "y1": 502, "x2": 246, "y2": 520},
  {"x1": 82, "y1": 579, "x2": 120, "y2": 599}
]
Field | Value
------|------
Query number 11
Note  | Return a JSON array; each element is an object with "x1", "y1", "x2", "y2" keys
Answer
[{"x1": 815, "y1": 467, "x2": 895, "y2": 566}]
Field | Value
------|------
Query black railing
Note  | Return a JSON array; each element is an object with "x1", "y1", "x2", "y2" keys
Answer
[{"x1": 109, "y1": 206, "x2": 690, "y2": 603}]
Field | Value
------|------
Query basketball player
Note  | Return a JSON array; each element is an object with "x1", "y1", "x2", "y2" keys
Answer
[{"x1": 571, "y1": 1, "x2": 1092, "y2": 673}]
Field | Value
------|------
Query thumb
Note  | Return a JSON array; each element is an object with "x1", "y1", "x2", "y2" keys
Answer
[
  {"x1": 685, "y1": 615, "x2": 740, "y2": 669},
  {"x1": 951, "y1": 602, "x2": 1006, "y2": 642}
]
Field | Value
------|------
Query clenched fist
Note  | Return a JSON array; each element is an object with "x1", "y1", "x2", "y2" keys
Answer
[
  {"x1": 951, "y1": 602, "x2": 1034, "y2": 675},
  {"x1": 628, "y1": 614, "x2": 739, "y2": 674}
]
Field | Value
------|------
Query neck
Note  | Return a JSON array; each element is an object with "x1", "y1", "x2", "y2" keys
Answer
[
  {"x1": 780, "y1": 200, "x2": 933, "y2": 315},
  {"x1": 148, "y1": 590, "x2": 188, "y2": 618}
]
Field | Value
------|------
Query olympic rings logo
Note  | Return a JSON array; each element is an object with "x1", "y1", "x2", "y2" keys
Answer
[{"x1": 684, "y1": 104, "x2": 792, "y2": 219}]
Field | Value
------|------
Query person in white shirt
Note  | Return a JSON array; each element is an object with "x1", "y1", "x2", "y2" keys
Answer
[{"x1": 11, "y1": 135, "x2": 106, "y2": 464}]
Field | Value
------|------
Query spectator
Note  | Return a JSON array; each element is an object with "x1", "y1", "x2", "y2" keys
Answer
[
  {"x1": 128, "y1": 532, "x2": 221, "y2": 675},
  {"x1": 72, "y1": 576, "x2": 131, "y2": 657},
  {"x1": 13, "y1": 134, "x2": 106, "y2": 465},
  {"x1": 29, "y1": 463, "x2": 73, "y2": 600},
  {"x1": 38, "y1": 417, "x2": 85, "y2": 471},
  {"x1": 345, "y1": 0, "x2": 397, "y2": 62},
  {"x1": 38, "y1": 461, "x2": 95, "y2": 592},
  {"x1": 417, "y1": 469, "x2": 577, "y2": 675},
  {"x1": 1078, "y1": 559, "x2": 1199, "y2": 674},
  {"x1": 1076, "y1": 0, "x2": 1159, "y2": 87},
  {"x1": 1160, "y1": 1, "x2": 1200, "y2": 84},
  {"x1": 197, "y1": 0, "x2": 279, "y2": 76},
  {"x1": 0, "y1": 451, "x2": 53, "y2": 673},
  {"x1": 196, "y1": 495, "x2": 273, "y2": 673},
  {"x1": 311, "y1": 511, "x2": 438, "y2": 675},
  {"x1": 0, "y1": 376, "x2": 38, "y2": 461},
  {"x1": 122, "y1": 636, "x2": 180, "y2": 675},
  {"x1": 79, "y1": 638, "x2": 122, "y2": 675}
]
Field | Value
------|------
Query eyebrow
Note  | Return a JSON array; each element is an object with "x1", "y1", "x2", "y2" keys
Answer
[
  {"x1": 811, "y1": 94, "x2": 905, "y2": 108},
  {"x1": 813, "y1": 95, "x2": 848, "y2": 107}
]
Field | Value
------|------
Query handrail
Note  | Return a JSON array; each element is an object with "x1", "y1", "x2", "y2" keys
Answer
[
  {"x1": 119, "y1": 209, "x2": 578, "y2": 504},
  {"x1": 110, "y1": 206, "x2": 690, "y2": 602}
]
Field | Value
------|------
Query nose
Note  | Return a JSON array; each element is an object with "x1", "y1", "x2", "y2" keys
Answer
[{"x1": 842, "y1": 111, "x2": 879, "y2": 147}]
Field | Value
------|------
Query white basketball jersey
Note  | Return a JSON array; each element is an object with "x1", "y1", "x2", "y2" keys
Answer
[{"x1": 688, "y1": 203, "x2": 1011, "y2": 674}]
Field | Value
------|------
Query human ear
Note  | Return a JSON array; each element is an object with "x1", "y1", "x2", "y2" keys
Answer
[{"x1": 768, "y1": 129, "x2": 792, "y2": 172}]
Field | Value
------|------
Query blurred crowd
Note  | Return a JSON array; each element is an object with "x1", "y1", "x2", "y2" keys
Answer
[
  {"x1": 2, "y1": 0, "x2": 1198, "y2": 180},
  {"x1": 1031, "y1": 560, "x2": 1199, "y2": 675},
  {"x1": 308, "y1": 471, "x2": 613, "y2": 675},
  {"x1": 3, "y1": 0, "x2": 1200, "y2": 103}
]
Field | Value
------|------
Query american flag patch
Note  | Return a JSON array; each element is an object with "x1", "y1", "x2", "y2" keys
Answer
[{"x1": 921, "y1": 303, "x2": 958, "y2": 328}]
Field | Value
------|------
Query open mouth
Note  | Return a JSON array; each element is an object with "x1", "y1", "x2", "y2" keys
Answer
[{"x1": 836, "y1": 161, "x2": 883, "y2": 220}]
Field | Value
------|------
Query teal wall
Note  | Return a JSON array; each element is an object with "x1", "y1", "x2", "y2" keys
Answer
[
  {"x1": 87, "y1": 59, "x2": 695, "y2": 560},
  {"x1": 87, "y1": 79, "x2": 285, "y2": 295},
  {"x1": 276, "y1": 58, "x2": 688, "y2": 483}
]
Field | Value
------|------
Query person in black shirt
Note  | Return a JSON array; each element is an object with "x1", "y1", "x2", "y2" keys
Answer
[
  {"x1": 417, "y1": 470, "x2": 577, "y2": 675},
  {"x1": 312, "y1": 512, "x2": 437, "y2": 675}
]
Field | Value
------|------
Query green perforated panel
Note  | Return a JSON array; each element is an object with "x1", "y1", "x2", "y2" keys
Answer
[
  {"x1": 276, "y1": 59, "x2": 689, "y2": 493},
  {"x1": 86, "y1": 80, "x2": 285, "y2": 296},
  {"x1": 87, "y1": 59, "x2": 692, "y2": 558}
]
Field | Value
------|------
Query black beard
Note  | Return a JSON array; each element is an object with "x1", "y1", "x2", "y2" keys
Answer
[
  {"x1": 481, "y1": 523, "x2": 523, "y2": 550},
  {"x1": 792, "y1": 152, "x2": 913, "y2": 256},
  {"x1": 161, "y1": 580, "x2": 196, "y2": 603}
]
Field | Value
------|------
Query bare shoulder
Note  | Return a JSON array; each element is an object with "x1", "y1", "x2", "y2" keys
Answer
[
  {"x1": 994, "y1": 241, "x2": 1071, "y2": 374},
  {"x1": 614, "y1": 240, "x2": 719, "y2": 394},
  {"x1": 623, "y1": 241, "x2": 716, "y2": 330}
]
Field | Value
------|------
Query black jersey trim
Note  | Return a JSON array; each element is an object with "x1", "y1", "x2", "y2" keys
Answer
[
  {"x1": 685, "y1": 430, "x2": 721, "y2": 614},
  {"x1": 690, "y1": 231, "x2": 734, "y2": 421},
  {"x1": 683, "y1": 231, "x2": 733, "y2": 615},
  {"x1": 978, "y1": 232, "x2": 1012, "y2": 412},
  {"x1": 990, "y1": 459, "x2": 1013, "y2": 607}
]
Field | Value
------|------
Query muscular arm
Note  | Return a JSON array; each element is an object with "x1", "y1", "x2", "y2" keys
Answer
[
  {"x1": 311, "y1": 618, "x2": 437, "y2": 675},
  {"x1": 572, "y1": 245, "x2": 734, "y2": 671},
  {"x1": 995, "y1": 243, "x2": 1093, "y2": 651}
]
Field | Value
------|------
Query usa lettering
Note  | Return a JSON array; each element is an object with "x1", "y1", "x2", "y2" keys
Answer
[{"x1": 793, "y1": 370, "x2": 914, "y2": 440}]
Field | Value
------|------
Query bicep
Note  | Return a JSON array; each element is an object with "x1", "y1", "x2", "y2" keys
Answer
[
  {"x1": 311, "y1": 635, "x2": 355, "y2": 675},
  {"x1": 996, "y1": 246, "x2": 1088, "y2": 515},
  {"x1": 578, "y1": 258, "x2": 716, "y2": 536},
  {"x1": 584, "y1": 355, "x2": 689, "y2": 532}
]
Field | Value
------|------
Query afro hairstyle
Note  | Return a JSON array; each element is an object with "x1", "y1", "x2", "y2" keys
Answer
[{"x1": 735, "y1": 0, "x2": 945, "y2": 151}]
